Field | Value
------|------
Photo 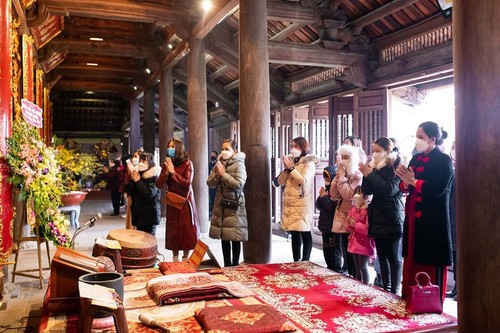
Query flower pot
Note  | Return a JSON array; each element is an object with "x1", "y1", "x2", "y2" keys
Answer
[{"x1": 61, "y1": 191, "x2": 88, "y2": 207}]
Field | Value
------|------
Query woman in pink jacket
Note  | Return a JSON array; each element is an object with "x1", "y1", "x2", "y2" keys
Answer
[{"x1": 346, "y1": 186, "x2": 375, "y2": 284}]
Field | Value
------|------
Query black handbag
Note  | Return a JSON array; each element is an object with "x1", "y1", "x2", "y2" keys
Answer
[{"x1": 220, "y1": 197, "x2": 240, "y2": 209}]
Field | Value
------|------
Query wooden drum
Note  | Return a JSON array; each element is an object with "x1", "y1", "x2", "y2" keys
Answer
[{"x1": 106, "y1": 229, "x2": 158, "y2": 269}]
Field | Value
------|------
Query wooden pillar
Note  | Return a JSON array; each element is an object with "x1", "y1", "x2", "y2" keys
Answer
[
  {"x1": 240, "y1": 0, "x2": 272, "y2": 263},
  {"x1": 187, "y1": 38, "x2": 209, "y2": 234},
  {"x1": 143, "y1": 86, "x2": 155, "y2": 154},
  {"x1": 129, "y1": 99, "x2": 141, "y2": 152},
  {"x1": 454, "y1": 1, "x2": 500, "y2": 331},
  {"x1": 158, "y1": 67, "x2": 174, "y2": 217},
  {"x1": 0, "y1": 0, "x2": 14, "y2": 265}
]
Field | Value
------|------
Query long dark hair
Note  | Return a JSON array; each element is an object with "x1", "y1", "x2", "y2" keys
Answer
[
  {"x1": 373, "y1": 137, "x2": 401, "y2": 179},
  {"x1": 168, "y1": 138, "x2": 189, "y2": 166},
  {"x1": 292, "y1": 137, "x2": 310, "y2": 163}
]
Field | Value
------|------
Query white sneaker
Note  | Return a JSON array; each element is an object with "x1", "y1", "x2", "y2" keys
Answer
[{"x1": 120, "y1": 214, "x2": 126, "y2": 219}]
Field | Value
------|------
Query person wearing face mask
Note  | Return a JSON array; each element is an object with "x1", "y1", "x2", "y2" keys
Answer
[
  {"x1": 346, "y1": 186, "x2": 375, "y2": 284},
  {"x1": 315, "y1": 166, "x2": 341, "y2": 271},
  {"x1": 156, "y1": 139, "x2": 199, "y2": 262},
  {"x1": 359, "y1": 137, "x2": 404, "y2": 294},
  {"x1": 123, "y1": 152, "x2": 161, "y2": 235},
  {"x1": 208, "y1": 150, "x2": 219, "y2": 216},
  {"x1": 102, "y1": 159, "x2": 123, "y2": 216},
  {"x1": 206, "y1": 139, "x2": 248, "y2": 267},
  {"x1": 330, "y1": 144, "x2": 362, "y2": 277},
  {"x1": 121, "y1": 148, "x2": 144, "y2": 227},
  {"x1": 343, "y1": 135, "x2": 367, "y2": 163},
  {"x1": 277, "y1": 137, "x2": 319, "y2": 262},
  {"x1": 396, "y1": 121, "x2": 453, "y2": 303}
]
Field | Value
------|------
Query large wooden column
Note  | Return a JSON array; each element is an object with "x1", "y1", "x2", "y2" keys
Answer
[
  {"x1": 129, "y1": 99, "x2": 141, "y2": 152},
  {"x1": 187, "y1": 38, "x2": 209, "y2": 234},
  {"x1": 240, "y1": 0, "x2": 272, "y2": 263},
  {"x1": 0, "y1": 0, "x2": 14, "y2": 267},
  {"x1": 158, "y1": 67, "x2": 174, "y2": 216},
  {"x1": 143, "y1": 86, "x2": 155, "y2": 154},
  {"x1": 454, "y1": 1, "x2": 500, "y2": 331}
]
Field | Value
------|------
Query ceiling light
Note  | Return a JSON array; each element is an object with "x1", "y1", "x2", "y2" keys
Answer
[
  {"x1": 202, "y1": 0, "x2": 212, "y2": 11},
  {"x1": 85, "y1": 91, "x2": 94, "y2": 94},
  {"x1": 168, "y1": 44, "x2": 173, "y2": 49},
  {"x1": 133, "y1": 86, "x2": 138, "y2": 91},
  {"x1": 317, "y1": 100, "x2": 328, "y2": 104},
  {"x1": 86, "y1": 63, "x2": 98, "y2": 66},
  {"x1": 145, "y1": 68, "x2": 151, "y2": 74},
  {"x1": 89, "y1": 37, "x2": 103, "y2": 41}
]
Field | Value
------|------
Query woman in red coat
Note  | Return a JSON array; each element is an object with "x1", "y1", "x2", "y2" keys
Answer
[
  {"x1": 396, "y1": 121, "x2": 453, "y2": 302},
  {"x1": 156, "y1": 139, "x2": 200, "y2": 262}
]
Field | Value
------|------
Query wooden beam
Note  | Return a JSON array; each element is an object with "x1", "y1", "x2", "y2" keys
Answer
[
  {"x1": 269, "y1": 22, "x2": 304, "y2": 42},
  {"x1": 224, "y1": 79, "x2": 239, "y2": 93},
  {"x1": 41, "y1": 0, "x2": 198, "y2": 25},
  {"x1": 208, "y1": 65, "x2": 229, "y2": 82},
  {"x1": 205, "y1": 36, "x2": 239, "y2": 70},
  {"x1": 190, "y1": 0, "x2": 239, "y2": 40},
  {"x1": 331, "y1": 0, "x2": 347, "y2": 11},
  {"x1": 347, "y1": 0, "x2": 421, "y2": 35},
  {"x1": 48, "y1": 38, "x2": 160, "y2": 58},
  {"x1": 266, "y1": 0, "x2": 316, "y2": 24},
  {"x1": 56, "y1": 64, "x2": 144, "y2": 77},
  {"x1": 55, "y1": 80, "x2": 131, "y2": 92},
  {"x1": 268, "y1": 41, "x2": 365, "y2": 67},
  {"x1": 370, "y1": 42, "x2": 453, "y2": 88},
  {"x1": 162, "y1": 40, "x2": 189, "y2": 70},
  {"x1": 371, "y1": 14, "x2": 451, "y2": 50}
]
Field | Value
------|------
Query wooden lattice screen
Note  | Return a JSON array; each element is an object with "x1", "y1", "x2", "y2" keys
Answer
[{"x1": 354, "y1": 89, "x2": 388, "y2": 156}]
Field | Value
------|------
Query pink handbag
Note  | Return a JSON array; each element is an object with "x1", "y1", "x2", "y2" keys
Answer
[{"x1": 405, "y1": 272, "x2": 443, "y2": 314}]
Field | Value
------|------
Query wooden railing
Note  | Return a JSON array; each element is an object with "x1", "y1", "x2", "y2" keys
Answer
[{"x1": 291, "y1": 68, "x2": 346, "y2": 93}]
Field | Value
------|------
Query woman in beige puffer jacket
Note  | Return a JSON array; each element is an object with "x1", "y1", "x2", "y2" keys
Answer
[{"x1": 277, "y1": 137, "x2": 319, "y2": 262}]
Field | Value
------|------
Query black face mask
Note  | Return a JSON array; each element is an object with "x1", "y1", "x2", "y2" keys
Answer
[{"x1": 210, "y1": 156, "x2": 217, "y2": 161}]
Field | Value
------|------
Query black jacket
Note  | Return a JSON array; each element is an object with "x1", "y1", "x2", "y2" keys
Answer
[
  {"x1": 315, "y1": 194, "x2": 338, "y2": 233},
  {"x1": 362, "y1": 165, "x2": 404, "y2": 238},
  {"x1": 124, "y1": 166, "x2": 161, "y2": 228}
]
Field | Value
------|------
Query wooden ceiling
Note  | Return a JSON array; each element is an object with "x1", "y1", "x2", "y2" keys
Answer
[{"x1": 19, "y1": 0, "x2": 451, "y2": 138}]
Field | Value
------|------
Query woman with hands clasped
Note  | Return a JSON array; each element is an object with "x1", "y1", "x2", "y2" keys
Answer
[
  {"x1": 359, "y1": 137, "x2": 404, "y2": 294},
  {"x1": 330, "y1": 144, "x2": 362, "y2": 276},
  {"x1": 207, "y1": 139, "x2": 248, "y2": 267},
  {"x1": 277, "y1": 137, "x2": 319, "y2": 262},
  {"x1": 395, "y1": 121, "x2": 453, "y2": 302},
  {"x1": 123, "y1": 152, "x2": 161, "y2": 235},
  {"x1": 156, "y1": 139, "x2": 199, "y2": 262}
]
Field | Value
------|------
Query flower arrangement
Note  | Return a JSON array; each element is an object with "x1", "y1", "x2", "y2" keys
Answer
[
  {"x1": 6, "y1": 120, "x2": 71, "y2": 247},
  {"x1": 54, "y1": 142, "x2": 102, "y2": 191}
]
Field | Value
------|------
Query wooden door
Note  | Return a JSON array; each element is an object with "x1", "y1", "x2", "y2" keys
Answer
[{"x1": 354, "y1": 89, "x2": 388, "y2": 155}]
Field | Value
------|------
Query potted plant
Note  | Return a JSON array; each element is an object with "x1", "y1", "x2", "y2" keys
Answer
[{"x1": 54, "y1": 140, "x2": 103, "y2": 206}]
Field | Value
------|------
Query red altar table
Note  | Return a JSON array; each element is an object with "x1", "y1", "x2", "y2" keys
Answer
[{"x1": 40, "y1": 262, "x2": 457, "y2": 332}]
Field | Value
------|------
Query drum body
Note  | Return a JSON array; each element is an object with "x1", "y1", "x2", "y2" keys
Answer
[{"x1": 106, "y1": 229, "x2": 158, "y2": 269}]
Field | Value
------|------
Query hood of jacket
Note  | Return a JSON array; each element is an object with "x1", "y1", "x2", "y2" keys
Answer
[
  {"x1": 141, "y1": 165, "x2": 162, "y2": 180},
  {"x1": 369, "y1": 151, "x2": 398, "y2": 170}
]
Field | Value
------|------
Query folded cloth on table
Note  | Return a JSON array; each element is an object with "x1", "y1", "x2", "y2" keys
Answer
[
  {"x1": 195, "y1": 304, "x2": 298, "y2": 333},
  {"x1": 146, "y1": 272, "x2": 253, "y2": 305}
]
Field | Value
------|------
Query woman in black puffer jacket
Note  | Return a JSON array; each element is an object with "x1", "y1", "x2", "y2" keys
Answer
[{"x1": 359, "y1": 137, "x2": 404, "y2": 294}]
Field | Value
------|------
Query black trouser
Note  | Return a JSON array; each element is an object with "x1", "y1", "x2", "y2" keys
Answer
[
  {"x1": 322, "y1": 231, "x2": 343, "y2": 272},
  {"x1": 290, "y1": 231, "x2": 312, "y2": 262},
  {"x1": 222, "y1": 240, "x2": 241, "y2": 267},
  {"x1": 374, "y1": 236, "x2": 402, "y2": 294},
  {"x1": 111, "y1": 189, "x2": 121, "y2": 215},
  {"x1": 137, "y1": 224, "x2": 156, "y2": 235},
  {"x1": 339, "y1": 233, "x2": 356, "y2": 277}
]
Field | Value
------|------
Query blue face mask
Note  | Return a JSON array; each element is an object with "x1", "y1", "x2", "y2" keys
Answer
[{"x1": 166, "y1": 147, "x2": 176, "y2": 157}]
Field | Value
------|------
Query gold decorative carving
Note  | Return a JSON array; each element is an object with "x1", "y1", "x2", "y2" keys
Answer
[
  {"x1": 22, "y1": 34, "x2": 34, "y2": 100},
  {"x1": 35, "y1": 68, "x2": 43, "y2": 106},
  {"x1": 22, "y1": 0, "x2": 36, "y2": 10},
  {"x1": 11, "y1": 14, "x2": 22, "y2": 120}
]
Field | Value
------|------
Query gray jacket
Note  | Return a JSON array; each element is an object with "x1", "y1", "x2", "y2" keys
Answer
[{"x1": 206, "y1": 152, "x2": 248, "y2": 241}]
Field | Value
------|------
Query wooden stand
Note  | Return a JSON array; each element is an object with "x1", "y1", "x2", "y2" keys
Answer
[
  {"x1": 78, "y1": 297, "x2": 128, "y2": 333},
  {"x1": 11, "y1": 202, "x2": 51, "y2": 289}
]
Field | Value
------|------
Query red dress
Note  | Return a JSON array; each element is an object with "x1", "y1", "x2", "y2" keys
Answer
[{"x1": 156, "y1": 160, "x2": 199, "y2": 251}]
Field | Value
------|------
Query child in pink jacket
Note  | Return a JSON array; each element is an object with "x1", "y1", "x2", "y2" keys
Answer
[{"x1": 347, "y1": 186, "x2": 375, "y2": 284}]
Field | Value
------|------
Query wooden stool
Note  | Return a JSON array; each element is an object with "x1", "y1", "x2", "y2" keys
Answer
[
  {"x1": 11, "y1": 223, "x2": 51, "y2": 289},
  {"x1": 78, "y1": 297, "x2": 128, "y2": 333}
]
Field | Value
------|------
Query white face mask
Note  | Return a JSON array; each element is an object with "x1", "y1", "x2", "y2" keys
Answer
[
  {"x1": 415, "y1": 138, "x2": 429, "y2": 153},
  {"x1": 371, "y1": 151, "x2": 387, "y2": 164},
  {"x1": 131, "y1": 157, "x2": 139, "y2": 165},
  {"x1": 290, "y1": 148, "x2": 301, "y2": 158},
  {"x1": 340, "y1": 158, "x2": 350, "y2": 168},
  {"x1": 220, "y1": 150, "x2": 233, "y2": 160},
  {"x1": 138, "y1": 162, "x2": 148, "y2": 172}
]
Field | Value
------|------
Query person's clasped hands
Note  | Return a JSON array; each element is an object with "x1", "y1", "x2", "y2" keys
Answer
[
  {"x1": 396, "y1": 164, "x2": 415, "y2": 186},
  {"x1": 358, "y1": 162, "x2": 373, "y2": 177},
  {"x1": 282, "y1": 155, "x2": 294, "y2": 171},
  {"x1": 163, "y1": 157, "x2": 175, "y2": 175},
  {"x1": 214, "y1": 161, "x2": 226, "y2": 176}
]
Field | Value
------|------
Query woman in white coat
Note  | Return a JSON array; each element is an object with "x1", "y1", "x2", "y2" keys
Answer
[{"x1": 278, "y1": 137, "x2": 319, "y2": 262}]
